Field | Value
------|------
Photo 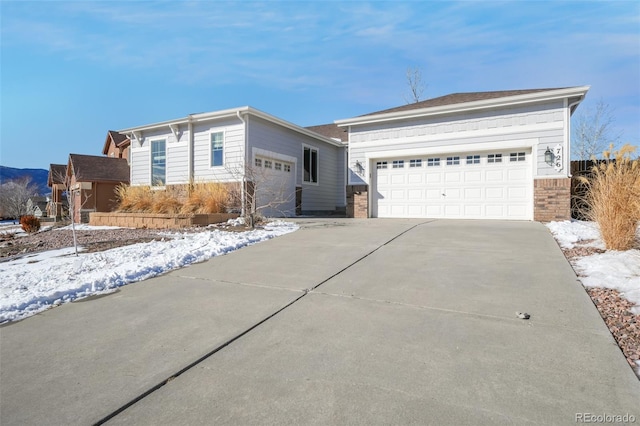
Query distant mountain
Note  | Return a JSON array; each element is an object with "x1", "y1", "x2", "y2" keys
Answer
[{"x1": 0, "y1": 166, "x2": 50, "y2": 195}]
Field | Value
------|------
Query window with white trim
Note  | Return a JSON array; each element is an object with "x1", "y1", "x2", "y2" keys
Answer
[
  {"x1": 466, "y1": 155, "x2": 480, "y2": 165},
  {"x1": 510, "y1": 152, "x2": 526, "y2": 162},
  {"x1": 275, "y1": 162, "x2": 282, "y2": 171},
  {"x1": 151, "y1": 139, "x2": 166, "y2": 185},
  {"x1": 446, "y1": 156, "x2": 460, "y2": 166},
  {"x1": 284, "y1": 164, "x2": 291, "y2": 172},
  {"x1": 392, "y1": 160, "x2": 404, "y2": 168},
  {"x1": 210, "y1": 132, "x2": 224, "y2": 167},
  {"x1": 303, "y1": 146, "x2": 318, "y2": 183},
  {"x1": 264, "y1": 160, "x2": 272, "y2": 169},
  {"x1": 255, "y1": 158, "x2": 262, "y2": 167},
  {"x1": 376, "y1": 161, "x2": 388, "y2": 169},
  {"x1": 409, "y1": 159, "x2": 422, "y2": 168},
  {"x1": 487, "y1": 154, "x2": 502, "y2": 163},
  {"x1": 427, "y1": 158, "x2": 440, "y2": 167}
]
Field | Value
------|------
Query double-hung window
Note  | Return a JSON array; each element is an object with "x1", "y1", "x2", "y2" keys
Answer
[
  {"x1": 151, "y1": 139, "x2": 166, "y2": 186},
  {"x1": 303, "y1": 146, "x2": 318, "y2": 183},
  {"x1": 211, "y1": 132, "x2": 224, "y2": 167}
]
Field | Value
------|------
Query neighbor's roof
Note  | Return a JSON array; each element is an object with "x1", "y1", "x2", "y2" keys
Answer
[
  {"x1": 68, "y1": 154, "x2": 130, "y2": 183},
  {"x1": 48, "y1": 164, "x2": 67, "y2": 187},
  {"x1": 306, "y1": 123, "x2": 348, "y2": 142},
  {"x1": 336, "y1": 86, "x2": 590, "y2": 126},
  {"x1": 102, "y1": 130, "x2": 130, "y2": 155}
]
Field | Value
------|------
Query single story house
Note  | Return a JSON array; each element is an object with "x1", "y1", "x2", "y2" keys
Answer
[
  {"x1": 120, "y1": 86, "x2": 589, "y2": 222},
  {"x1": 118, "y1": 107, "x2": 347, "y2": 217},
  {"x1": 26, "y1": 197, "x2": 48, "y2": 218},
  {"x1": 67, "y1": 154, "x2": 130, "y2": 223},
  {"x1": 337, "y1": 86, "x2": 590, "y2": 221}
]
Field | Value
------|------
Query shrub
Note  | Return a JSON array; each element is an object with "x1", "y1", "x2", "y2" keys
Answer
[
  {"x1": 579, "y1": 144, "x2": 640, "y2": 251},
  {"x1": 20, "y1": 215, "x2": 41, "y2": 234},
  {"x1": 181, "y1": 182, "x2": 229, "y2": 214}
]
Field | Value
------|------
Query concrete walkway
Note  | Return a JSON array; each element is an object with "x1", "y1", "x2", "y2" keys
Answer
[{"x1": 1, "y1": 219, "x2": 638, "y2": 425}]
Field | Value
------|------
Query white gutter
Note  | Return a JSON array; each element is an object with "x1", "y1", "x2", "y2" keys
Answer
[{"x1": 335, "y1": 86, "x2": 591, "y2": 127}]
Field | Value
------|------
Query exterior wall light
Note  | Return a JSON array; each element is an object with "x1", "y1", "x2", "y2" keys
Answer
[{"x1": 544, "y1": 147, "x2": 554, "y2": 166}]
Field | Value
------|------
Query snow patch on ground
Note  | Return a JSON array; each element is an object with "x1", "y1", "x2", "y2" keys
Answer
[
  {"x1": 547, "y1": 220, "x2": 640, "y2": 314},
  {"x1": 0, "y1": 221, "x2": 298, "y2": 323}
]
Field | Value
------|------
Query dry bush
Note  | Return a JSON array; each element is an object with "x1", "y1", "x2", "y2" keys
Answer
[
  {"x1": 20, "y1": 215, "x2": 41, "y2": 234},
  {"x1": 579, "y1": 144, "x2": 640, "y2": 250},
  {"x1": 181, "y1": 182, "x2": 229, "y2": 214},
  {"x1": 151, "y1": 190, "x2": 182, "y2": 214},
  {"x1": 115, "y1": 185, "x2": 154, "y2": 212}
]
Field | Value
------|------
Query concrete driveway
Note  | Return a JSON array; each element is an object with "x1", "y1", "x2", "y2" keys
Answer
[{"x1": 1, "y1": 219, "x2": 638, "y2": 425}]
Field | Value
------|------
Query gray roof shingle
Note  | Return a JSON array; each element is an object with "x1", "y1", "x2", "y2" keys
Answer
[{"x1": 69, "y1": 154, "x2": 130, "y2": 183}]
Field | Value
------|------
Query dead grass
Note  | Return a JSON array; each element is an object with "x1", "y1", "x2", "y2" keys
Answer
[
  {"x1": 579, "y1": 144, "x2": 640, "y2": 251},
  {"x1": 115, "y1": 182, "x2": 229, "y2": 214},
  {"x1": 181, "y1": 182, "x2": 229, "y2": 214}
]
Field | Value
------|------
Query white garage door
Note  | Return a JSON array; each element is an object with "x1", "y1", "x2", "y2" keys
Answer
[
  {"x1": 372, "y1": 150, "x2": 532, "y2": 220},
  {"x1": 253, "y1": 156, "x2": 295, "y2": 217}
]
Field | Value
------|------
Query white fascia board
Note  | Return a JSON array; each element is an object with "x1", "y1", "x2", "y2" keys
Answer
[
  {"x1": 118, "y1": 107, "x2": 247, "y2": 134},
  {"x1": 336, "y1": 86, "x2": 591, "y2": 128},
  {"x1": 363, "y1": 138, "x2": 538, "y2": 160}
]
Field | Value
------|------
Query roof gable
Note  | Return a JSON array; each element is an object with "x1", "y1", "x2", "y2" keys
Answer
[
  {"x1": 305, "y1": 123, "x2": 348, "y2": 142},
  {"x1": 102, "y1": 131, "x2": 130, "y2": 155},
  {"x1": 68, "y1": 154, "x2": 130, "y2": 183},
  {"x1": 48, "y1": 164, "x2": 67, "y2": 187}
]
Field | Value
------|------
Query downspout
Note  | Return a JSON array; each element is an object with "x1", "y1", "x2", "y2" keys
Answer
[{"x1": 236, "y1": 110, "x2": 247, "y2": 217}]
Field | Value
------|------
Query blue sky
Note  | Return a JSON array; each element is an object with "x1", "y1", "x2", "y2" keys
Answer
[{"x1": 1, "y1": 1, "x2": 639, "y2": 170}]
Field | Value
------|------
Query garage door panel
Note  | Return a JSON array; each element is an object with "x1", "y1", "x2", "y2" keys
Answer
[{"x1": 373, "y1": 150, "x2": 531, "y2": 220}]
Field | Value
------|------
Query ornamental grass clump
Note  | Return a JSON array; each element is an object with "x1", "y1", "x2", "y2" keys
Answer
[
  {"x1": 115, "y1": 185, "x2": 154, "y2": 212},
  {"x1": 181, "y1": 182, "x2": 229, "y2": 214},
  {"x1": 151, "y1": 190, "x2": 182, "y2": 214},
  {"x1": 579, "y1": 144, "x2": 640, "y2": 251}
]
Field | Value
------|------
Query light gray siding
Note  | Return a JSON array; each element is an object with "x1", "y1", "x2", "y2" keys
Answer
[
  {"x1": 247, "y1": 116, "x2": 345, "y2": 212},
  {"x1": 192, "y1": 118, "x2": 245, "y2": 183},
  {"x1": 348, "y1": 100, "x2": 569, "y2": 184}
]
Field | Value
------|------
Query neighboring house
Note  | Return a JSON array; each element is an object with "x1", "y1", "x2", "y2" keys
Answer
[
  {"x1": 26, "y1": 197, "x2": 48, "y2": 218},
  {"x1": 47, "y1": 163, "x2": 67, "y2": 219},
  {"x1": 67, "y1": 154, "x2": 130, "y2": 223},
  {"x1": 103, "y1": 130, "x2": 131, "y2": 162},
  {"x1": 118, "y1": 107, "x2": 347, "y2": 217},
  {"x1": 336, "y1": 86, "x2": 590, "y2": 221}
]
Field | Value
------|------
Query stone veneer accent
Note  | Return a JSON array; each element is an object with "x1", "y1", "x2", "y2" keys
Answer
[
  {"x1": 90, "y1": 212, "x2": 239, "y2": 229},
  {"x1": 346, "y1": 185, "x2": 368, "y2": 218},
  {"x1": 534, "y1": 178, "x2": 571, "y2": 222}
]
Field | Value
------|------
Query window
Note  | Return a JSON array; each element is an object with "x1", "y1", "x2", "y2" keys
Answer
[
  {"x1": 210, "y1": 132, "x2": 224, "y2": 167},
  {"x1": 255, "y1": 158, "x2": 262, "y2": 167},
  {"x1": 392, "y1": 160, "x2": 404, "y2": 168},
  {"x1": 264, "y1": 160, "x2": 272, "y2": 169},
  {"x1": 510, "y1": 152, "x2": 526, "y2": 162},
  {"x1": 446, "y1": 156, "x2": 460, "y2": 166},
  {"x1": 466, "y1": 155, "x2": 480, "y2": 165},
  {"x1": 409, "y1": 159, "x2": 422, "y2": 168},
  {"x1": 275, "y1": 162, "x2": 282, "y2": 171},
  {"x1": 284, "y1": 164, "x2": 291, "y2": 173},
  {"x1": 488, "y1": 154, "x2": 502, "y2": 163},
  {"x1": 151, "y1": 139, "x2": 166, "y2": 185},
  {"x1": 303, "y1": 146, "x2": 318, "y2": 183},
  {"x1": 376, "y1": 161, "x2": 388, "y2": 169},
  {"x1": 427, "y1": 158, "x2": 440, "y2": 167}
]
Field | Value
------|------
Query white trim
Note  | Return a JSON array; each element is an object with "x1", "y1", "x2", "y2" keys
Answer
[
  {"x1": 363, "y1": 138, "x2": 538, "y2": 160},
  {"x1": 209, "y1": 129, "x2": 226, "y2": 169},
  {"x1": 302, "y1": 144, "x2": 320, "y2": 186},
  {"x1": 351, "y1": 121, "x2": 561, "y2": 150},
  {"x1": 252, "y1": 147, "x2": 297, "y2": 165},
  {"x1": 336, "y1": 86, "x2": 590, "y2": 127}
]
